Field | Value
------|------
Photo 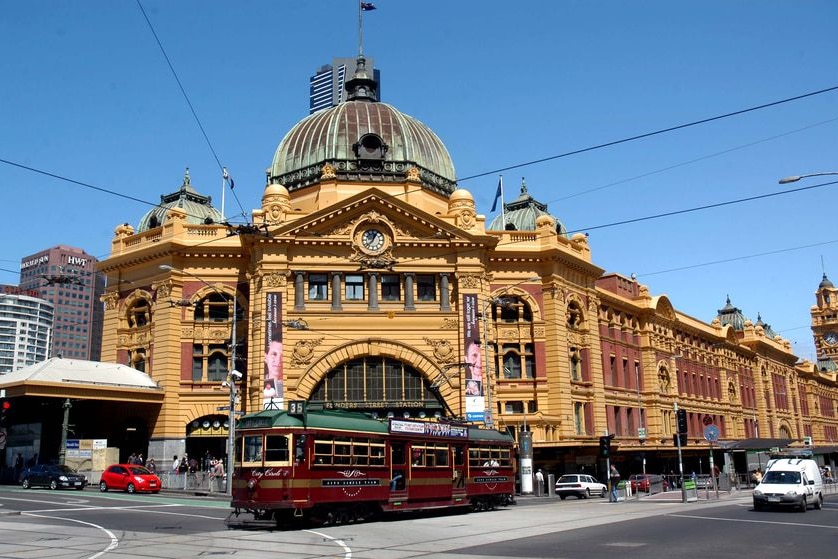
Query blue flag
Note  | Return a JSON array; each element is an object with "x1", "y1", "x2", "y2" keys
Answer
[
  {"x1": 490, "y1": 178, "x2": 502, "y2": 212},
  {"x1": 223, "y1": 168, "x2": 235, "y2": 190},
  {"x1": 361, "y1": 2, "x2": 376, "y2": 10}
]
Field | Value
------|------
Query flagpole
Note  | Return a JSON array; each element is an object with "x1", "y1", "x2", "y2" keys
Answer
[
  {"x1": 358, "y1": 2, "x2": 364, "y2": 56},
  {"x1": 500, "y1": 175, "x2": 506, "y2": 227},
  {"x1": 221, "y1": 167, "x2": 227, "y2": 220}
]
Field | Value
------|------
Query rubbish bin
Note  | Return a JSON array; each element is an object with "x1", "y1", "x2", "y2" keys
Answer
[
  {"x1": 547, "y1": 474, "x2": 556, "y2": 497},
  {"x1": 615, "y1": 480, "x2": 628, "y2": 501}
]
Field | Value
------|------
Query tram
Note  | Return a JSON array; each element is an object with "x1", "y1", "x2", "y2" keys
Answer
[{"x1": 227, "y1": 403, "x2": 515, "y2": 528}]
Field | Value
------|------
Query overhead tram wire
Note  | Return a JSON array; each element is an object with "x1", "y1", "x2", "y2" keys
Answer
[
  {"x1": 135, "y1": 0, "x2": 247, "y2": 223},
  {"x1": 456, "y1": 84, "x2": 838, "y2": 183},
  {"x1": 548, "y1": 115, "x2": 838, "y2": 205}
]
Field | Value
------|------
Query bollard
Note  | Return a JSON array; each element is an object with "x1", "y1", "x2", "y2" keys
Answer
[{"x1": 547, "y1": 474, "x2": 556, "y2": 497}]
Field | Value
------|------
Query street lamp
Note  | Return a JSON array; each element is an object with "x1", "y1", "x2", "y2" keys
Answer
[
  {"x1": 160, "y1": 264, "x2": 239, "y2": 496},
  {"x1": 480, "y1": 276, "x2": 540, "y2": 430},
  {"x1": 778, "y1": 171, "x2": 838, "y2": 184}
]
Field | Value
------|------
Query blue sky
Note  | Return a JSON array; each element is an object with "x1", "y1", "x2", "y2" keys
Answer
[{"x1": 2, "y1": 1, "x2": 837, "y2": 361}]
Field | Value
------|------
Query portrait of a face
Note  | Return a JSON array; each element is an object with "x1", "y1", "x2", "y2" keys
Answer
[
  {"x1": 264, "y1": 340, "x2": 282, "y2": 381},
  {"x1": 466, "y1": 341, "x2": 483, "y2": 382}
]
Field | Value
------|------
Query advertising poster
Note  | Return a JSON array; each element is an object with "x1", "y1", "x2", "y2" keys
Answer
[
  {"x1": 462, "y1": 293, "x2": 485, "y2": 423},
  {"x1": 264, "y1": 292, "x2": 283, "y2": 410}
]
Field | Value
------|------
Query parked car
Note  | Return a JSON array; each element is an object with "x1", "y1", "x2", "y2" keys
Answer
[
  {"x1": 99, "y1": 464, "x2": 161, "y2": 494},
  {"x1": 20, "y1": 464, "x2": 88, "y2": 490},
  {"x1": 555, "y1": 474, "x2": 607, "y2": 499},
  {"x1": 629, "y1": 474, "x2": 669, "y2": 493}
]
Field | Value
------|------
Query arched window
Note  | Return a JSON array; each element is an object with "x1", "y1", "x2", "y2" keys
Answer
[
  {"x1": 569, "y1": 347, "x2": 581, "y2": 381},
  {"x1": 194, "y1": 292, "x2": 230, "y2": 322},
  {"x1": 310, "y1": 357, "x2": 442, "y2": 417},
  {"x1": 127, "y1": 299, "x2": 151, "y2": 328}
]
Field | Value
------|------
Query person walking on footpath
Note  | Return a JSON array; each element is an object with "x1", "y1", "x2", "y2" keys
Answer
[
  {"x1": 609, "y1": 464, "x2": 621, "y2": 502},
  {"x1": 535, "y1": 469, "x2": 545, "y2": 496}
]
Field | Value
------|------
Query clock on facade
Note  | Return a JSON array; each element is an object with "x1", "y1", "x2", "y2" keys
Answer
[
  {"x1": 824, "y1": 331, "x2": 838, "y2": 345},
  {"x1": 361, "y1": 228, "x2": 385, "y2": 252}
]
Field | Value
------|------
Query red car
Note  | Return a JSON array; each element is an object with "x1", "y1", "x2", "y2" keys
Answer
[
  {"x1": 629, "y1": 474, "x2": 669, "y2": 493},
  {"x1": 99, "y1": 464, "x2": 161, "y2": 494}
]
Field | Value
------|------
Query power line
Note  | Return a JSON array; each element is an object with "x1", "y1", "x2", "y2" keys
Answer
[
  {"x1": 566, "y1": 179, "x2": 838, "y2": 235},
  {"x1": 457, "y1": 84, "x2": 838, "y2": 183},
  {"x1": 135, "y1": 0, "x2": 247, "y2": 222}
]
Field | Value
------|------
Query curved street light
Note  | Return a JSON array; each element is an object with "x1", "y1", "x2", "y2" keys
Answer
[
  {"x1": 160, "y1": 264, "x2": 239, "y2": 496},
  {"x1": 778, "y1": 171, "x2": 838, "y2": 184}
]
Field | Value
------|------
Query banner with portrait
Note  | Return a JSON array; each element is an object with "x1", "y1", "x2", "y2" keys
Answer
[
  {"x1": 264, "y1": 293, "x2": 283, "y2": 410},
  {"x1": 462, "y1": 293, "x2": 485, "y2": 423}
]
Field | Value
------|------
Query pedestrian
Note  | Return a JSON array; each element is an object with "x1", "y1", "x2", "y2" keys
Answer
[
  {"x1": 146, "y1": 458, "x2": 157, "y2": 473},
  {"x1": 535, "y1": 469, "x2": 544, "y2": 496},
  {"x1": 609, "y1": 464, "x2": 621, "y2": 502}
]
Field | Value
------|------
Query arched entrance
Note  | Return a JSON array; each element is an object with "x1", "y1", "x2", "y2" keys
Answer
[{"x1": 308, "y1": 356, "x2": 446, "y2": 419}]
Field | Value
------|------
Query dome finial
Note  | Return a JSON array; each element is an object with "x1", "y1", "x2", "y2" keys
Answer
[
  {"x1": 345, "y1": 55, "x2": 378, "y2": 102},
  {"x1": 183, "y1": 167, "x2": 191, "y2": 187},
  {"x1": 521, "y1": 177, "x2": 528, "y2": 194}
]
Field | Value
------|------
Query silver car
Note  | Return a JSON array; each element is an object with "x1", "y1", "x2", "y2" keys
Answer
[{"x1": 555, "y1": 474, "x2": 607, "y2": 499}]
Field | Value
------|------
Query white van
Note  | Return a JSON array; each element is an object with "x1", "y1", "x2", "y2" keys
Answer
[{"x1": 753, "y1": 458, "x2": 823, "y2": 512}]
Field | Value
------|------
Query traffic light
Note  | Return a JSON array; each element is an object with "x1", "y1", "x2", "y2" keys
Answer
[
  {"x1": 676, "y1": 408, "x2": 688, "y2": 435},
  {"x1": 673, "y1": 433, "x2": 688, "y2": 447},
  {"x1": 0, "y1": 399, "x2": 9, "y2": 426},
  {"x1": 599, "y1": 434, "x2": 614, "y2": 458}
]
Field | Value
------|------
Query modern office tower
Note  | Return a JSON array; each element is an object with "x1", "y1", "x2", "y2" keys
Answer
[
  {"x1": 0, "y1": 285, "x2": 54, "y2": 373},
  {"x1": 309, "y1": 57, "x2": 380, "y2": 113},
  {"x1": 18, "y1": 246, "x2": 105, "y2": 361}
]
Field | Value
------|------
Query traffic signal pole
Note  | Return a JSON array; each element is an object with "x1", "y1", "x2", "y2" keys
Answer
[{"x1": 675, "y1": 403, "x2": 686, "y2": 503}]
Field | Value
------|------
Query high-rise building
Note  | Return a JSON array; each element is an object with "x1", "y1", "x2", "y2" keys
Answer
[
  {"x1": 0, "y1": 285, "x2": 53, "y2": 373},
  {"x1": 18, "y1": 246, "x2": 105, "y2": 361},
  {"x1": 309, "y1": 57, "x2": 380, "y2": 113}
]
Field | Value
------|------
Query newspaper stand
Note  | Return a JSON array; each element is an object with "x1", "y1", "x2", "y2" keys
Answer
[{"x1": 683, "y1": 479, "x2": 699, "y2": 502}]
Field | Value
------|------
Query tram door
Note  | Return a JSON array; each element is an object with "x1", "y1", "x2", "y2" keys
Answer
[
  {"x1": 452, "y1": 445, "x2": 466, "y2": 497},
  {"x1": 389, "y1": 442, "x2": 407, "y2": 496}
]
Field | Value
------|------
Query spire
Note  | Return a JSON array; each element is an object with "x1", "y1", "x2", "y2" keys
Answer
[{"x1": 345, "y1": 55, "x2": 378, "y2": 102}]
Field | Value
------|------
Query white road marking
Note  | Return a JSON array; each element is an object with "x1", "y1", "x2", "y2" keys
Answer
[
  {"x1": 306, "y1": 529, "x2": 353, "y2": 558},
  {"x1": 24, "y1": 512, "x2": 119, "y2": 559},
  {"x1": 670, "y1": 512, "x2": 838, "y2": 529}
]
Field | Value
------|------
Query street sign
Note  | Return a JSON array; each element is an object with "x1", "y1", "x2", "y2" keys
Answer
[
  {"x1": 703, "y1": 424, "x2": 719, "y2": 443},
  {"x1": 637, "y1": 427, "x2": 647, "y2": 439},
  {"x1": 217, "y1": 406, "x2": 231, "y2": 411}
]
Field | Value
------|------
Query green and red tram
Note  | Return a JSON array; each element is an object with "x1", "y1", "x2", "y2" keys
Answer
[{"x1": 227, "y1": 406, "x2": 515, "y2": 527}]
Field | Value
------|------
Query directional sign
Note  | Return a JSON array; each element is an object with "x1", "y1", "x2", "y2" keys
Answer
[{"x1": 703, "y1": 424, "x2": 720, "y2": 443}]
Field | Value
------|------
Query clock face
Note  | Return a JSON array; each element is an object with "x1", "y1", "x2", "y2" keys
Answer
[
  {"x1": 361, "y1": 228, "x2": 385, "y2": 252},
  {"x1": 825, "y1": 331, "x2": 838, "y2": 345}
]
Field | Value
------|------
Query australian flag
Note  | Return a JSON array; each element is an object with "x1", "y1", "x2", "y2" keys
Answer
[
  {"x1": 490, "y1": 177, "x2": 502, "y2": 212},
  {"x1": 361, "y1": 2, "x2": 376, "y2": 10}
]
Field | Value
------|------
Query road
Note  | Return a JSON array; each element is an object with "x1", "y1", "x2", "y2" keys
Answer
[{"x1": 0, "y1": 486, "x2": 835, "y2": 558}]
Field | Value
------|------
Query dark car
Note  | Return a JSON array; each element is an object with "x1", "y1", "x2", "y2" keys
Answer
[
  {"x1": 20, "y1": 464, "x2": 88, "y2": 490},
  {"x1": 99, "y1": 464, "x2": 161, "y2": 493}
]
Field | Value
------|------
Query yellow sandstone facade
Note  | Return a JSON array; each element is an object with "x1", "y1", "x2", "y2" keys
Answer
[{"x1": 97, "y1": 58, "x2": 838, "y2": 473}]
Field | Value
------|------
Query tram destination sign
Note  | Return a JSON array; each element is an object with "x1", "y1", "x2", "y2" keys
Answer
[{"x1": 390, "y1": 419, "x2": 468, "y2": 439}]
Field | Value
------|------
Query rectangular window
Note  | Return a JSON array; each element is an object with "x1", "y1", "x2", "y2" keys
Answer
[
  {"x1": 345, "y1": 274, "x2": 365, "y2": 300},
  {"x1": 381, "y1": 274, "x2": 401, "y2": 301},
  {"x1": 308, "y1": 273, "x2": 328, "y2": 300},
  {"x1": 244, "y1": 435, "x2": 263, "y2": 464},
  {"x1": 504, "y1": 401, "x2": 524, "y2": 414},
  {"x1": 265, "y1": 435, "x2": 290, "y2": 464},
  {"x1": 417, "y1": 274, "x2": 436, "y2": 301}
]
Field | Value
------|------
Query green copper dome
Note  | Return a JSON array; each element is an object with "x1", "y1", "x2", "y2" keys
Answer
[
  {"x1": 137, "y1": 169, "x2": 223, "y2": 232},
  {"x1": 268, "y1": 56, "x2": 456, "y2": 196},
  {"x1": 487, "y1": 178, "x2": 568, "y2": 236}
]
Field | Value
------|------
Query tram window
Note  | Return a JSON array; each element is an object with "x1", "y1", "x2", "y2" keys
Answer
[
  {"x1": 434, "y1": 447, "x2": 449, "y2": 467},
  {"x1": 370, "y1": 443, "x2": 386, "y2": 466},
  {"x1": 334, "y1": 438, "x2": 351, "y2": 465},
  {"x1": 391, "y1": 442, "x2": 406, "y2": 465},
  {"x1": 411, "y1": 448, "x2": 424, "y2": 466},
  {"x1": 295, "y1": 435, "x2": 307, "y2": 463},
  {"x1": 244, "y1": 435, "x2": 263, "y2": 463},
  {"x1": 265, "y1": 435, "x2": 290, "y2": 463},
  {"x1": 314, "y1": 440, "x2": 332, "y2": 464},
  {"x1": 453, "y1": 446, "x2": 464, "y2": 466},
  {"x1": 234, "y1": 437, "x2": 243, "y2": 465}
]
